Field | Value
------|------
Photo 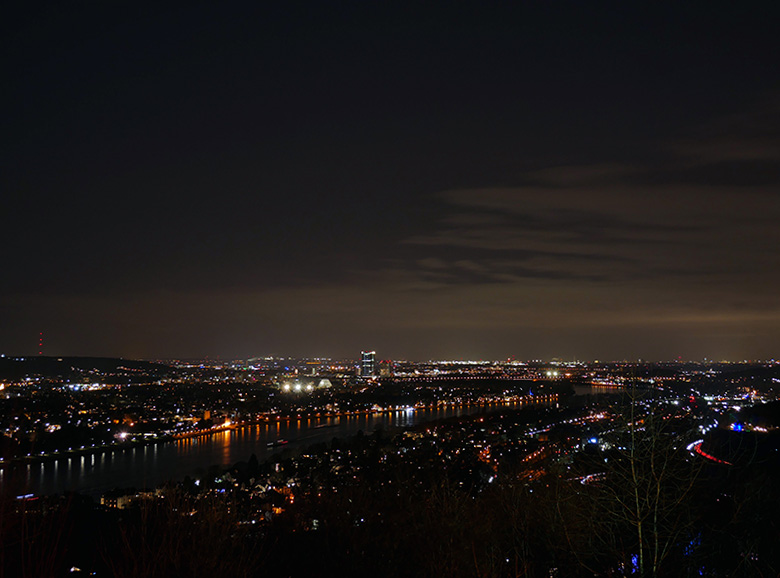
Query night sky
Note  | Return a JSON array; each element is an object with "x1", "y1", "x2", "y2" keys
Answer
[{"x1": 3, "y1": 3, "x2": 780, "y2": 361}]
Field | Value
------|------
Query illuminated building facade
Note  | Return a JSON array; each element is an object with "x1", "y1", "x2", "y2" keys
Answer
[{"x1": 360, "y1": 350, "x2": 376, "y2": 377}]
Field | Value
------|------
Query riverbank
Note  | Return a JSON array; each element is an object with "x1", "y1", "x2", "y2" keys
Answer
[
  {"x1": 2, "y1": 394, "x2": 557, "y2": 469},
  {"x1": 1, "y1": 395, "x2": 558, "y2": 496}
]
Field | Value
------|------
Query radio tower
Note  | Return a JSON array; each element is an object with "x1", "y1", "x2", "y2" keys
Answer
[{"x1": 39, "y1": 332, "x2": 43, "y2": 356}]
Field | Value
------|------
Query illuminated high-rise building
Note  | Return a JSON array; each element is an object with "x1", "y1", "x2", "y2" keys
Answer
[
  {"x1": 360, "y1": 350, "x2": 376, "y2": 377},
  {"x1": 378, "y1": 359, "x2": 393, "y2": 377}
]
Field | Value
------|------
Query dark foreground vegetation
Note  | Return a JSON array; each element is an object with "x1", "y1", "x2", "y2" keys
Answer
[{"x1": 2, "y1": 401, "x2": 780, "y2": 578}]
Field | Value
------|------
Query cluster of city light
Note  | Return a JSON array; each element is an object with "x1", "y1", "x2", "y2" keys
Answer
[
  {"x1": 67, "y1": 383, "x2": 110, "y2": 391},
  {"x1": 282, "y1": 382, "x2": 314, "y2": 393}
]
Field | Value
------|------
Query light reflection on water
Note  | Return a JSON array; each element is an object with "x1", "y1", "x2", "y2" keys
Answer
[
  {"x1": 4, "y1": 402, "x2": 532, "y2": 497},
  {"x1": 572, "y1": 385, "x2": 619, "y2": 396}
]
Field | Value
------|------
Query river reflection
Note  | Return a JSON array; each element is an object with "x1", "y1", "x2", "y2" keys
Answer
[{"x1": 3, "y1": 402, "x2": 537, "y2": 497}]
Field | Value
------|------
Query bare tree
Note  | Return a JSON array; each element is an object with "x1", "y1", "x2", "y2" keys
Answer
[
  {"x1": 559, "y1": 391, "x2": 703, "y2": 577},
  {"x1": 0, "y1": 493, "x2": 71, "y2": 578},
  {"x1": 104, "y1": 490, "x2": 267, "y2": 578}
]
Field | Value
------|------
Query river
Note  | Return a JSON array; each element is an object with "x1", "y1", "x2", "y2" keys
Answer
[{"x1": 1, "y1": 402, "x2": 538, "y2": 497}]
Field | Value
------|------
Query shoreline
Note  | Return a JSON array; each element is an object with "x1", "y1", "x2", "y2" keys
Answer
[{"x1": 1, "y1": 394, "x2": 558, "y2": 469}]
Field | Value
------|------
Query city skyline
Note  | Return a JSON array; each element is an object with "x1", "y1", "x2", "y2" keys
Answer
[{"x1": 3, "y1": 3, "x2": 780, "y2": 361}]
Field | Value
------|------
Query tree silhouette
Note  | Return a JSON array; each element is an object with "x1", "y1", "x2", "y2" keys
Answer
[{"x1": 560, "y1": 390, "x2": 703, "y2": 577}]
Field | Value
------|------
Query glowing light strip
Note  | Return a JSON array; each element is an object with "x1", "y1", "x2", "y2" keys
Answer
[{"x1": 689, "y1": 440, "x2": 732, "y2": 466}]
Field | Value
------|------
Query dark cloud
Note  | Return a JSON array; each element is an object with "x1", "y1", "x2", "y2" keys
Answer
[
  {"x1": 2, "y1": 4, "x2": 780, "y2": 360},
  {"x1": 671, "y1": 95, "x2": 780, "y2": 162}
]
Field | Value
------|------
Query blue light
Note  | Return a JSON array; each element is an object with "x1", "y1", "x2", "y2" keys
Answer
[
  {"x1": 589, "y1": 437, "x2": 598, "y2": 444},
  {"x1": 685, "y1": 532, "x2": 702, "y2": 556}
]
